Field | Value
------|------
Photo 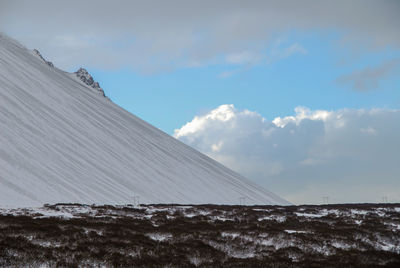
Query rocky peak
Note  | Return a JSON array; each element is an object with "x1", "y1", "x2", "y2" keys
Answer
[
  {"x1": 75, "y1": 68, "x2": 105, "y2": 97},
  {"x1": 33, "y1": 49, "x2": 54, "y2": 67}
]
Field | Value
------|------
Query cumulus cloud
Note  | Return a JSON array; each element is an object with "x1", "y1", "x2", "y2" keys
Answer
[
  {"x1": 174, "y1": 105, "x2": 400, "y2": 204},
  {"x1": 336, "y1": 58, "x2": 400, "y2": 91},
  {"x1": 0, "y1": 0, "x2": 399, "y2": 71}
]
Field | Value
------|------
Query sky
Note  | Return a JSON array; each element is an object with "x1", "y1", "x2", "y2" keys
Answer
[{"x1": 1, "y1": 0, "x2": 400, "y2": 204}]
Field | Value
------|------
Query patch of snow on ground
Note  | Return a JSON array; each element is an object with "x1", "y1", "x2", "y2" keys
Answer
[
  {"x1": 258, "y1": 215, "x2": 286, "y2": 222},
  {"x1": 354, "y1": 220, "x2": 363, "y2": 225},
  {"x1": 331, "y1": 241, "x2": 352, "y2": 250},
  {"x1": 0, "y1": 207, "x2": 75, "y2": 219},
  {"x1": 378, "y1": 241, "x2": 400, "y2": 252},
  {"x1": 183, "y1": 213, "x2": 197, "y2": 218},
  {"x1": 294, "y1": 212, "x2": 327, "y2": 218},
  {"x1": 350, "y1": 209, "x2": 369, "y2": 215},
  {"x1": 145, "y1": 207, "x2": 171, "y2": 214},
  {"x1": 221, "y1": 232, "x2": 240, "y2": 239},
  {"x1": 211, "y1": 216, "x2": 233, "y2": 222},
  {"x1": 285, "y1": 230, "x2": 307, "y2": 234},
  {"x1": 392, "y1": 224, "x2": 400, "y2": 231},
  {"x1": 325, "y1": 209, "x2": 340, "y2": 216},
  {"x1": 252, "y1": 208, "x2": 272, "y2": 212},
  {"x1": 147, "y1": 233, "x2": 172, "y2": 242}
]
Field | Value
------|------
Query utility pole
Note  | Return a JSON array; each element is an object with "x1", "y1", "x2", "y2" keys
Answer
[
  {"x1": 382, "y1": 196, "x2": 388, "y2": 203},
  {"x1": 322, "y1": 196, "x2": 329, "y2": 205},
  {"x1": 133, "y1": 193, "x2": 140, "y2": 207}
]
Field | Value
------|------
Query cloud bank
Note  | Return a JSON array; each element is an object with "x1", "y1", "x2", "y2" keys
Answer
[
  {"x1": 174, "y1": 105, "x2": 400, "y2": 204},
  {"x1": 1, "y1": 0, "x2": 399, "y2": 72}
]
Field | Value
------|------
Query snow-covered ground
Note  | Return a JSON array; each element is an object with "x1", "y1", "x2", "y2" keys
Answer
[
  {"x1": 1, "y1": 203, "x2": 399, "y2": 266},
  {"x1": 0, "y1": 33, "x2": 289, "y2": 207}
]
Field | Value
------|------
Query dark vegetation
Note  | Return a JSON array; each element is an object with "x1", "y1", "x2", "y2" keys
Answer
[{"x1": 0, "y1": 203, "x2": 399, "y2": 267}]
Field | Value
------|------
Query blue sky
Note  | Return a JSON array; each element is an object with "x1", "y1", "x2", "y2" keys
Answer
[
  {"x1": 90, "y1": 31, "x2": 400, "y2": 134},
  {"x1": 2, "y1": 0, "x2": 400, "y2": 204}
]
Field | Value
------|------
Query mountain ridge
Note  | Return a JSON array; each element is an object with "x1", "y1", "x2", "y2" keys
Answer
[{"x1": 0, "y1": 33, "x2": 290, "y2": 207}]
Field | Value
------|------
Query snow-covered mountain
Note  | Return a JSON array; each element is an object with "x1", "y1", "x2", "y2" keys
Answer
[{"x1": 0, "y1": 33, "x2": 289, "y2": 207}]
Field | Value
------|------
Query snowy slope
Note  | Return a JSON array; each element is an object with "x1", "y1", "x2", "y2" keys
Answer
[{"x1": 0, "y1": 34, "x2": 289, "y2": 207}]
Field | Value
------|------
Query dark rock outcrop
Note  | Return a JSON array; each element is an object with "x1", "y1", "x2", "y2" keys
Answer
[
  {"x1": 33, "y1": 49, "x2": 54, "y2": 67},
  {"x1": 75, "y1": 68, "x2": 105, "y2": 97}
]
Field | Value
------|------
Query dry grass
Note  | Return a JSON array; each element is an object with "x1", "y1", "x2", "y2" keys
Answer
[{"x1": 0, "y1": 203, "x2": 399, "y2": 267}]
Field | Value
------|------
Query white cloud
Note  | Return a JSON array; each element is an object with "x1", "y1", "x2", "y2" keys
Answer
[
  {"x1": 272, "y1": 106, "x2": 332, "y2": 127},
  {"x1": 1, "y1": 0, "x2": 399, "y2": 71},
  {"x1": 174, "y1": 105, "x2": 400, "y2": 204},
  {"x1": 174, "y1": 104, "x2": 238, "y2": 139},
  {"x1": 211, "y1": 141, "x2": 224, "y2": 152}
]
